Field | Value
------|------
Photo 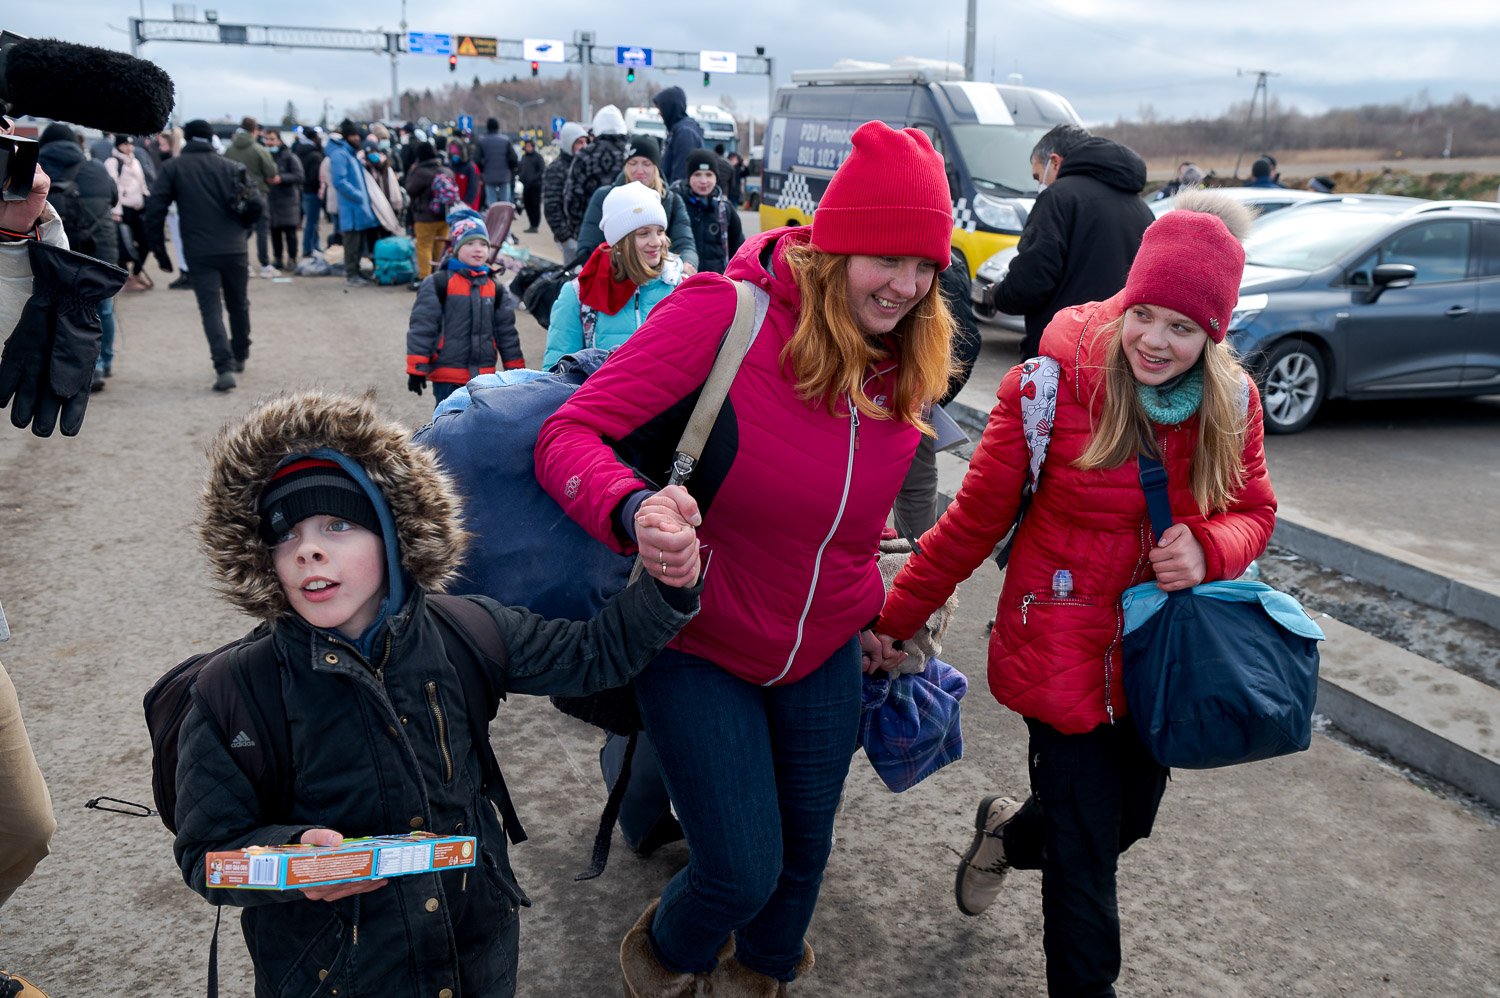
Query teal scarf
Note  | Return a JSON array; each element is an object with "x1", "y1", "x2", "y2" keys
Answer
[{"x1": 1137, "y1": 365, "x2": 1204, "y2": 425}]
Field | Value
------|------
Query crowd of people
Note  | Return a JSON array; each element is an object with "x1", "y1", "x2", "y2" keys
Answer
[{"x1": 3, "y1": 95, "x2": 1283, "y2": 998}]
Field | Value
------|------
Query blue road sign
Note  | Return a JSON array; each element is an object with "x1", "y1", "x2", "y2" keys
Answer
[
  {"x1": 551, "y1": 116, "x2": 566, "y2": 136},
  {"x1": 615, "y1": 46, "x2": 653, "y2": 67},
  {"x1": 457, "y1": 114, "x2": 474, "y2": 133},
  {"x1": 407, "y1": 31, "x2": 452, "y2": 56}
]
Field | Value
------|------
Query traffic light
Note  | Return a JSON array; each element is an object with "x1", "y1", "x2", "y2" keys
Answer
[
  {"x1": 530, "y1": 60, "x2": 539, "y2": 77},
  {"x1": 703, "y1": 71, "x2": 711, "y2": 87},
  {"x1": 626, "y1": 67, "x2": 635, "y2": 83},
  {"x1": 448, "y1": 54, "x2": 457, "y2": 73}
]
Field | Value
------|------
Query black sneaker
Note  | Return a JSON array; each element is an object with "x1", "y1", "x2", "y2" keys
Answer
[
  {"x1": 232, "y1": 358, "x2": 246, "y2": 373},
  {"x1": 212, "y1": 371, "x2": 237, "y2": 392},
  {"x1": 90, "y1": 371, "x2": 105, "y2": 393},
  {"x1": 168, "y1": 273, "x2": 191, "y2": 290},
  {"x1": 345, "y1": 276, "x2": 372, "y2": 288}
]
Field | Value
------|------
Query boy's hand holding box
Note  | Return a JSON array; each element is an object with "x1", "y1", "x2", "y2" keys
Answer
[{"x1": 205, "y1": 832, "x2": 476, "y2": 891}]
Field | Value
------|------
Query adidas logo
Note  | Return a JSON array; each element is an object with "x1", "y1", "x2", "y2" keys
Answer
[{"x1": 230, "y1": 731, "x2": 256, "y2": 749}]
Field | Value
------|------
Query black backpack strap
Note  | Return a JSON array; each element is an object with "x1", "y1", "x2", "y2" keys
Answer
[
  {"x1": 193, "y1": 633, "x2": 290, "y2": 822},
  {"x1": 426, "y1": 594, "x2": 528, "y2": 845}
]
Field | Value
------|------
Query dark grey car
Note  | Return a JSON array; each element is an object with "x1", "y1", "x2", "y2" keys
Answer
[{"x1": 1229, "y1": 201, "x2": 1500, "y2": 433}]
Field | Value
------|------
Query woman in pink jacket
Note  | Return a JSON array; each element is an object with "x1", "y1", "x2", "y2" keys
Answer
[
  {"x1": 535, "y1": 121, "x2": 956, "y2": 997},
  {"x1": 877, "y1": 192, "x2": 1277, "y2": 996}
]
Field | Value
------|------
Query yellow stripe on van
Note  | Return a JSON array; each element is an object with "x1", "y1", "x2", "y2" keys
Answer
[{"x1": 758, "y1": 206, "x2": 1019, "y2": 281}]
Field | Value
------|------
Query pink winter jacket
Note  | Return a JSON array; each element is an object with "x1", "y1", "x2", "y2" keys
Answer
[
  {"x1": 535, "y1": 226, "x2": 920, "y2": 686},
  {"x1": 879, "y1": 293, "x2": 1277, "y2": 733}
]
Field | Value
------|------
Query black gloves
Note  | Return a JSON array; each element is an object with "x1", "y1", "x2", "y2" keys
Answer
[
  {"x1": 0, "y1": 240, "x2": 128, "y2": 436},
  {"x1": 408, "y1": 374, "x2": 427, "y2": 396}
]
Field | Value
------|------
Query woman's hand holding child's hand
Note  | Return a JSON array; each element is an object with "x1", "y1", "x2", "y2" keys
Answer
[
  {"x1": 1149, "y1": 523, "x2": 1207, "y2": 592},
  {"x1": 636, "y1": 484, "x2": 702, "y2": 588},
  {"x1": 297, "y1": 828, "x2": 389, "y2": 901},
  {"x1": 861, "y1": 631, "x2": 907, "y2": 674}
]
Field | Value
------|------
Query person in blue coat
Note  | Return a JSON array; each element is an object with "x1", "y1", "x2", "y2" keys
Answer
[
  {"x1": 543, "y1": 182, "x2": 685, "y2": 370},
  {"x1": 324, "y1": 119, "x2": 378, "y2": 287}
]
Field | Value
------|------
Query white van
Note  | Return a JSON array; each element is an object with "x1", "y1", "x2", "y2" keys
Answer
[
  {"x1": 623, "y1": 104, "x2": 740, "y2": 154},
  {"x1": 760, "y1": 66, "x2": 1081, "y2": 276}
]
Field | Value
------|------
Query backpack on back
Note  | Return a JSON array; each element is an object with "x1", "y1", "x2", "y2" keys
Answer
[
  {"x1": 46, "y1": 162, "x2": 96, "y2": 256},
  {"x1": 373, "y1": 235, "x2": 418, "y2": 285},
  {"x1": 428, "y1": 172, "x2": 460, "y2": 215}
]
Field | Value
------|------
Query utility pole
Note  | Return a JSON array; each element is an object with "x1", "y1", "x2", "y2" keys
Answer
[
  {"x1": 575, "y1": 30, "x2": 593, "y2": 123},
  {"x1": 390, "y1": 0, "x2": 406, "y2": 121},
  {"x1": 964, "y1": 0, "x2": 977, "y2": 81},
  {"x1": 1233, "y1": 69, "x2": 1280, "y2": 179}
]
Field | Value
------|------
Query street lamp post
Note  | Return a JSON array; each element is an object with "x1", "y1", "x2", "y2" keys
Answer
[{"x1": 495, "y1": 95, "x2": 546, "y2": 139}]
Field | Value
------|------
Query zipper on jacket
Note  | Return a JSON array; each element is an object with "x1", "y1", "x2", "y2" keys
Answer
[
  {"x1": 425, "y1": 681, "x2": 455, "y2": 783},
  {"x1": 1018, "y1": 591, "x2": 1093, "y2": 626},
  {"x1": 768, "y1": 391, "x2": 859, "y2": 686}
]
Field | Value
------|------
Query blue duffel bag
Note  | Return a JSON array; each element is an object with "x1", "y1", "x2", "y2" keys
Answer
[{"x1": 1123, "y1": 454, "x2": 1324, "y2": 769}]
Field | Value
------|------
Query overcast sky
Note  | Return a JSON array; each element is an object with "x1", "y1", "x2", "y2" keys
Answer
[{"x1": 9, "y1": 0, "x2": 1500, "y2": 128}]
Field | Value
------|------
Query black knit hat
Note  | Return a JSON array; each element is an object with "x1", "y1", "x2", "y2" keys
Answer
[
  {"x1": 258, "y1": 457, "x2": 382, "y2": 544},
  {"x1": 39, "y1": 122, "x2": 77, "y2": 146},
  {"x1": 183, "y1": 119, "x2": 214, "y2": 142},
  {"x1": 685, "y1": 148, "x2": 720, "y2": 177},
  {"x1": 626, "y1": 134, "x2": 661, "y2": 168}
]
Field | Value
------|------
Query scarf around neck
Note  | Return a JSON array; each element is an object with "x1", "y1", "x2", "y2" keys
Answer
[
  {"x1": 576, "y1": 242, "x2": 636, "y2": 314},
  {"x1": 1137, "y1": 364, "x2": 1204, "y2": 425},
  {"x1": 445, "y1": 257, "x2": 490, "y2": 279}
]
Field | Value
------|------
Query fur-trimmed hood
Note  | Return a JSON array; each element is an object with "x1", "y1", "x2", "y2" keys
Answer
[{"x1": 199, "y1": 390, "x2": 469, "y2": 622}]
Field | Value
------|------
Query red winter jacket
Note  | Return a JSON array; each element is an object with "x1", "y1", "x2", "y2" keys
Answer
[
  {"x1": 535, "y1": 226, "x2": 920, "y2": 686},
  {"x1": 878, "y1": 293, "x2": 1277, "y2": 733}
]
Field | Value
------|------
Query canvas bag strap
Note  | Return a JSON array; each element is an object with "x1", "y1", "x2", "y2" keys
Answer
[
  {"x1": 1136, "y1": 452, "x2": 1174, "y2": 544},
  {"x1": 667, "y1": 279, "x2": 760, "y2": 486}
]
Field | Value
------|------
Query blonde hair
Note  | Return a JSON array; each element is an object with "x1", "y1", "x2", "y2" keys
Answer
[
  {"x1": 625, "y1": 159, "x2": 666, "y2": 197},
  {"x1": 1075, "y1": 315, "x2": 1251, "y2": 513},
  {"x1": 610, "y1": 228, "x2": 667, "y2": 286},
  {"x1": 780, "y1": 244, "x2": 955, "y2": 433}
]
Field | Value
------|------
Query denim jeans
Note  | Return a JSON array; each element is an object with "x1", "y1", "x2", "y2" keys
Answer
[
  {"x1": 95, "y1": 296, "x2": 116, "y2": 375},
  {"x1": 633, "y1": 638, "x2": 861, "y2": 980},
  {"x1": 484, "y1": 181, "x2": 513, "y2": 206},
  {"x1": 301, "y1": 192, "x2": 322, "y2": 256},
  {"x1": 1002, "y1": 718, "x2": 1169, "y2": 997}
]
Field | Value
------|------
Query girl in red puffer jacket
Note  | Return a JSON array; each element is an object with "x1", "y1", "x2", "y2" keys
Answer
[{"x1": 877, "y1": 190, "x2": 1277, "y2": 997}]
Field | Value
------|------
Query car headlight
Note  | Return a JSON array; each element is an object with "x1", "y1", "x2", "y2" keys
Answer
[
  {"x1": 1228, "y1": 293, "x2": 1268, "y2": 332},
  {"x1": 972, "y1": 193, "x2": 1024, "y2": 232},
  {"x1": 977, "y1": 250, "x2": 1010, "y2": 281}
]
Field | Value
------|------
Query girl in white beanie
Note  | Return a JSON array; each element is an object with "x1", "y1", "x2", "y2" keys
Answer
[{"x1": 543, "y1": 181, "x2": 685, "y2": 368}]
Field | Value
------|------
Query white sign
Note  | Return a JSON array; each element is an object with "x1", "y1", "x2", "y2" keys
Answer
[
  {"x1": 524, "y1": 37, "x2": 565, "y2": 63},
  {"x1": 699, "y1": 50, "x2": 738, "y2": 74}
]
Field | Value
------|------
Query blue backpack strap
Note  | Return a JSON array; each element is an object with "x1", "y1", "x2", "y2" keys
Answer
[{"x1": 1136, "y1": 453, "x2": 1175, "y2": 544}]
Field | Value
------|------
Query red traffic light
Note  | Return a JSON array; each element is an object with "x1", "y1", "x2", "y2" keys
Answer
[
  {"x1": 530, "y1": 60, "x2": 539, "y2": 77},
  {"x1": 448, "y1": 54, "x2": 458, "y2": 72}
]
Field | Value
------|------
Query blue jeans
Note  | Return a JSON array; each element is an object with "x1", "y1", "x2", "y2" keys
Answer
[
  {"x1": 632, "y1": 638, "x2": 861, "y2": 980},
  {"x1": 484, "y1": 182, "x2": 513, "y2": 206},
  {"x1": 301, "y1": 192, "x2": 322, "y2": 256},
  {"x1": 95, "y1": 296, "x2": 116, "y2": 374}
]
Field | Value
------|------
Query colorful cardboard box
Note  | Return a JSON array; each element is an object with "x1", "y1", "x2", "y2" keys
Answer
[{"x1": 206, "y1": 832, "x2": 476, "y2": 890}]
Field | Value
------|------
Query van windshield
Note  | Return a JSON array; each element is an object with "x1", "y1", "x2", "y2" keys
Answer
[{"x1": 950, "y1": 124, "x2": 1056, "y2": 196}]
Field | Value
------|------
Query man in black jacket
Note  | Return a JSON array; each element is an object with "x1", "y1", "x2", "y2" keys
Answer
[
  {"x1": 652, "y1": 86, "x2": 704, "y2": 185},
  {"x1": 476, "y1": 118, "x2": 519, "y2": 206},
  {"x1": 987, "y1": 124, "x2": 1154, "y2": 359},
  {"x1": 144, "y1": 119, "x2": 254, "y2": 392},
  {"x1": 516, "y1": 140, "x2": 546, "y2": 233}
]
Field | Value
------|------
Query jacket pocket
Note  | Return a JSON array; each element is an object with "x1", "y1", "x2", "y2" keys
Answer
[
  {"x1": 1015, "y1": 590, "x2": 1098, "y2": 627},
  {"x1": 270, "y1": 911, "x2": 349, "y2": 998},
  {"x1": 424, "y1": 680, "x2": 456, "y2": 785}
]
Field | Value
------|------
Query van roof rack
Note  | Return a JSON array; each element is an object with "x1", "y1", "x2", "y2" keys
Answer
[{"x1": 791, "y1": 67, "x2": 953, "y2": 85}]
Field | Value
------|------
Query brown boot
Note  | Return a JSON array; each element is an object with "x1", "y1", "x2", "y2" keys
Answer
[
  {"x1": 620, "y1": 899, "x2": 734, "y2": 997},
  {"x1": 713, "y1": 943, "x2": 815, "y2": 998}
]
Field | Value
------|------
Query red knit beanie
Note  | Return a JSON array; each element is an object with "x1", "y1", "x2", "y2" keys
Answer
[
  {"x1": 811, "y1": 121, "x2": 953, "y2": 265},
  {"x1": 1122, "y1": 209, "x2": 1245, "y2": 343}
]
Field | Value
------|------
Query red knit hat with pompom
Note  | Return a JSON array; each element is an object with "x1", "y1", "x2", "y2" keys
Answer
[
  {"x1": 811, "y1": 121, "x2": 953, "y2": 265},
  {"x1": 1122, "y1": 209, "x2": 1245, "y2": 343}
]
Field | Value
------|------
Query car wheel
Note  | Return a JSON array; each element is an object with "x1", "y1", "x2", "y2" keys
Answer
[{"x1": 1260, "y1": 340, "x2": 1326, "y2": 434}]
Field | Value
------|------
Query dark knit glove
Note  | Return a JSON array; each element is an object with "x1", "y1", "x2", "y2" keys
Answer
[
  {"x1": 0, "y1": 240, "x2": 127, "y2": 436},
  {"x1": 407, "y1": 374, "x2": 427, "y2": 396}
]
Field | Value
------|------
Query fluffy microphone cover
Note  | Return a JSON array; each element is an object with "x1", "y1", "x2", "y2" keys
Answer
[{"x1": 6, "y1": 37, "x2": 175, "y2": 135}]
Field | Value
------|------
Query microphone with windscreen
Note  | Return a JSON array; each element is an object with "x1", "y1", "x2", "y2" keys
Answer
[{"x1": 0, "y1": 32, "x2": 175, "y2": 201}]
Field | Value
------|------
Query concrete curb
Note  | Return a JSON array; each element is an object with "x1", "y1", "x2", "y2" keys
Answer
[{"x1": 945, "y1": 399, "x2": 1500, "y2": 631}]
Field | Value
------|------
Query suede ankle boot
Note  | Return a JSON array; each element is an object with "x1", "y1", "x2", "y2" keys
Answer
[
  {"x1": 713, "y1": 943, "x2": 815, "y2": 998},
  {"x1": 619, "y1": 899, "x2": 733, "y2": 998}
]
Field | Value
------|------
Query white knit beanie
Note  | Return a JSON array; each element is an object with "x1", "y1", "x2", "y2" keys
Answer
[
  {"x1": 601, "y1": 182, "x2": 668, "y2": 246},
  {"x1": 591, "y1": 104, "x2": 627, "y2": 137},
  {"x1": 558, "y1": 121, "x2": 588, "y2": 152}
]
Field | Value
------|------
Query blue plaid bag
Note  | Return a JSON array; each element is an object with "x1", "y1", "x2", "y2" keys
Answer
[{"x1": 859, "y1": 656, "x2": 968, "y2": 792}]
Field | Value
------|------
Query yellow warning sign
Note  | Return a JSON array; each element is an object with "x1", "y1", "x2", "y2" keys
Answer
[{"x1": 455, "y1": 34, "x2": 497, "y2": 58}]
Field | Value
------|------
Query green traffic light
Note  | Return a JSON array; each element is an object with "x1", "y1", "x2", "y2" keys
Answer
[{"x1": 626, "y1": 68, "x2": 635, "y2": 83}]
